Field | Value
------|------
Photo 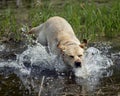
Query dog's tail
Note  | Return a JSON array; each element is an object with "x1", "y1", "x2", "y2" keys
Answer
[{"x1": 28, "y1": 24, "x2": 44, "y2": 36}]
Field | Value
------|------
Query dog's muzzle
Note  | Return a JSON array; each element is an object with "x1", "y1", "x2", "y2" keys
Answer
[{"x1": 75, "y1": 62, "x2": 81, "y2": 68}]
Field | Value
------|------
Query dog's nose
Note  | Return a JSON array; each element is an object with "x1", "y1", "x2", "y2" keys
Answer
[{"x1": 75, "y1": 62, "x2": 81, "y2": 68}]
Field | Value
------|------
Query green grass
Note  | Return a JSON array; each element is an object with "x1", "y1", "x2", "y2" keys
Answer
[
  {"x1": 0, "y1": 9, "x2": 22, "y2": 41},
  {"x1": 0, "y1": 0, "x2": 120, "y2": 42},
  {"x1": 29, "y1": 0, "x2": 120, "y2": 41}
]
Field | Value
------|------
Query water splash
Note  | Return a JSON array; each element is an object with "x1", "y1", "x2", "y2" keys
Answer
[
  {"x1": 0, "y1": 44, "x2": 6, "y2": 51},
  {"x1": 74, "y1": 47, "x2": 113, "y2": 91},
  {"x1": 17, "y1": 43, "x2": 66, "y2": 72},
  {"x1": 0, "y1": 43, "x2": 113, "y2": 78},
  {"x1": 0, "y1": 43, "x2": 114, "y2": 93},
  {"x1": 74, "y1": 47, "x2": 113, "y2": 78}
]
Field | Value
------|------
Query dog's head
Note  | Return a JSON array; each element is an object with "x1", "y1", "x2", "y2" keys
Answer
[{"x1": 58, "y1": 39, "x2": 87, "y2": 68}]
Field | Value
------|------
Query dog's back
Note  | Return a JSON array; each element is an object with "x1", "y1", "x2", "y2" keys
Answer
[
  {"x1": 29, "y1": 16, "x2": 79, "y2": 45},
  {"x1": 44, "y1": 16, "x2": 74, "y2": 35},
  {"x1": 29, "y1": 16, "x2": 80, "y2": 54}
]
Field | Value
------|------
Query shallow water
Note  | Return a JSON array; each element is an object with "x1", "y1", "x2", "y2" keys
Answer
[{"x1": 0, "y1": 41, "x2": 120, "y2": 96}]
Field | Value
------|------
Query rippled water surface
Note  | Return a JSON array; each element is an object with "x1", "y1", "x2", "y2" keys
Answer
[{"x1": 0, "y1": 40, "x2": 120, "y2": 96}]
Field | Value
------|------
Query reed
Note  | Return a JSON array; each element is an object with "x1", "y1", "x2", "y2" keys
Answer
[
  {"x1": 0, "y1": 9, "x2": 21, "y2": 41},
  {"x1": 29, "y1": 0, "x2": 120, "y2": 41},
  {"x1": 0, "y1": 0, "x2": 120, "y2": 42}
]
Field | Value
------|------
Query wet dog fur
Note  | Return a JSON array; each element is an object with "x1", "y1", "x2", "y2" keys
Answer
[{"x1": 29, "y1": 16, "x2": 87, "y2": 68}]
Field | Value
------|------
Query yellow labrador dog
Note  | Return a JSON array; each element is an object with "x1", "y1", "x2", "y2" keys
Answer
[{"x1": 29, "y1": 16, "x2": 87, "y2": 68}]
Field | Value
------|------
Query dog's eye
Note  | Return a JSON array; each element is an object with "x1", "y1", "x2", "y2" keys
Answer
[
  {"x1": 69, "y1": 55, "x2": 74, "y2": 58},
  {"x1": 78, "y1": 55, "x2": 82, "y2": 57}
]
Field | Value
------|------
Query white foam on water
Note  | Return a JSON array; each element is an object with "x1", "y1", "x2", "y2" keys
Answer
[
  {"x1": 0, "y1": 61, "x2": 18, "y2": 68},
  {"x1": 74, "y1": 47, "x2": 113, "y2": 91},
  {"x1": 17, "y1": 43, "x2": 66, "y2": 73},
  {"x1": 0, "y1": 60, "x2": 31, "y2": 75},
  {"x1": 0, "y1": 43, "x2": 114, "y2": 92},
  {"x1": 16, "y1": 44, "x2": 113, "y2": 90},
  {"x1": 74, "y1": 47, "x2": 113, "y2": 78},
  {"x1": 0, "y1": 43, "x2": 113, "y2": 78},
  {"x1": 0, "y1": 44, "x2": 6, "y2": 51}
]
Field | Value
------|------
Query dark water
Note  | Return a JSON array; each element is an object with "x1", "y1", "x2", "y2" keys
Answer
[{"x1": 0, "y1": 39, "x2": 120, "y2": 96}]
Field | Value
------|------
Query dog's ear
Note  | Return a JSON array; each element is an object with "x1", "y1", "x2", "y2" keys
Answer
[
  {"x1": 79, "y1": 39, "x2": 87, "y2": 49},
  {"x1": 57, "y1": 43, "x2": 66, "y2": 52}
]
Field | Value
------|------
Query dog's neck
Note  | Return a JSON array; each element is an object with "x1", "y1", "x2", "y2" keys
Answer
[
  {"x1": 63, "y1": 40, "x2": 77, "y2": 46},
  {"x1": 57, "y1": 33, "x2": 80, "y2": 47},
  {"x1": 60, "y1": 40, "x2": 80, "y2": 46}
]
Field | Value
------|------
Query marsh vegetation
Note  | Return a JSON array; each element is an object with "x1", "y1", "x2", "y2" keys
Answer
[
  {"x1": 0, "y1": 0, "x2": 120, "y2": 96},
  {"x1": 0, "y1": 0, "x2": 120, "y2": 42}
]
